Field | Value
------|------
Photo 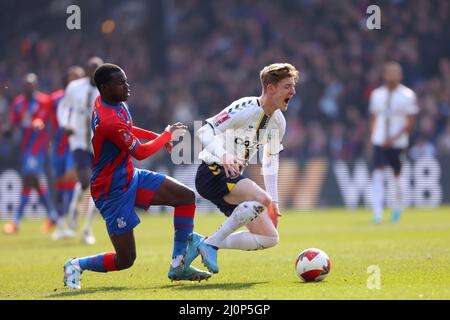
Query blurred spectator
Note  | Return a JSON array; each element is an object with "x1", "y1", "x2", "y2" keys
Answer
[
  {"x1": 437, "y1": 121, "x2": 450, "y2": 156},
  {"x1": 410, "y1": 135, "x2": 437, "y2": 160},
  {"x1": 304, "y1": 121, "x2": 327, "y2": 159},
  {"x1": 282, "y1": 117, "x2": 305, "y2": 159},
  {"x1": 328, "y1": 121, "x2": 347, "y2": 160}
]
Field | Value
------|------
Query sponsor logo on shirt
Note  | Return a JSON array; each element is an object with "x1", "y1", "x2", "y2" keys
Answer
[{"x1": 213, "y1": 111, "x2": 230, "y2": 127}]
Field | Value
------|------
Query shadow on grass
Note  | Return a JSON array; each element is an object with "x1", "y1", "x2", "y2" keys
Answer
[
  {"x1": 154, "y1": 281, "x2": 268, "y2": 291},
  {"x1": 46, "y1": 286, "x2": 129, "y2": 298},
  {"x1": 293, "y1": 280, "x2": 330, "y2": 285},
  {"x1": 46, "y1": 282, "x2": 268, "y2": 298}
]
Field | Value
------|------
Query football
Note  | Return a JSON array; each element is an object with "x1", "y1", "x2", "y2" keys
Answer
[{"x1": 295, "y1": 248, "x2": 331, "y2": 282}]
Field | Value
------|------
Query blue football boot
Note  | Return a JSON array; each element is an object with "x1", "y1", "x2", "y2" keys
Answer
[
  {"x1": 198, "y1": 238, "x2": 219, "y2": 274},
  {"x1": 168, "y1": 263, "x2": 211, "y2": 282},
  {"x1": 372, "y1": 215, "x2": 382, "y2": 225},
  {"x1": 184, "y1": 232, "x2": 204, "y2": 269},
  {"x1": 391, "y1": 209, "x2": 402, "y2": 223}
]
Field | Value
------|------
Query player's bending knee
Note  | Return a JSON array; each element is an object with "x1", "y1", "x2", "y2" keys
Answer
[
  {"x1": 235, "y1": 201, "x2": 266, "y2": 222},
  {"x1": 175, "y1": 187, "x2": 196, "y2": 206},
  {"x1": 185, "y1": 188, "x2": 196, "y2": 204},
  {"x1": 255, "y1": 233, "x2": 279, "y2": 249},
  {"x1": 257, "y1": 194, "x2": 272, "y2": 208},
  {"x1": 116, "y1": 254, "x2": 136, "y2": 270}
]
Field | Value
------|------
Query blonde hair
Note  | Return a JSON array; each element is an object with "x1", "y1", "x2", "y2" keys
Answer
[{"x1": 260, "y1": 63, "x2": 299, "y2": 91}]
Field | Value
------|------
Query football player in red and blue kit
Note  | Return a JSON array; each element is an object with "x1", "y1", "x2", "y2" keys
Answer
[
  {"x1": 3, "y1": 73, "x2": 58, "y2": 234},
  {"x1": 63, "y1": 64, "x2": 215, "y2": 289},
  {"x1": 49, "y1": 66, "x2": 85, "y2": 239}
]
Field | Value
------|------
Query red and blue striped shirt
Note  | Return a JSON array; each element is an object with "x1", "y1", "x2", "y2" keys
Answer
[
  {"x1": 9, "y1": 92, "x2": 51, "y2": 156},
  {"x1": 90, "y1": 96, "x2": 172, "y2": 201}
]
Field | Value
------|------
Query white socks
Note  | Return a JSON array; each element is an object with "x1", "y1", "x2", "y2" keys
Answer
[
  {"x1": 66, "y1": 182, "x2": 97, "y2": 235},
  {"x1": 205, "y1": 201, "x2": 279, "y2": 251},
  {"x1": 372, "y1": 169, "x2": 403, "y2": 220},
  {"x1": 393, "y1": 176, "x2": 402, "y2": 212},
  {"x1": 67, "y1": 182, "x2": 82, "y2": 229},
  {"x1": 372, "y1": 169, "x2": 384, "y2": 220},
  {"x1": 205, "y1": 201, "x2": 265, "y2": 248},
  {"x1": 83, "y1": 198, "x2": 97, "y2": 234},
  {"x1": 217, "y1": 231, "x2": 279, "y2": 250}
]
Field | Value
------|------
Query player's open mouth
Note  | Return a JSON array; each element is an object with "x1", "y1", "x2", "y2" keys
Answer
[{"x1": 284, "y1": 97, "x2": 290, "y2": 105}]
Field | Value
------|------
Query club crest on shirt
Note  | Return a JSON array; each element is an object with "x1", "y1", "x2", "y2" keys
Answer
[
  {"x1": 212, "y1": 111, "x2": 230, "y2": 127},
  {"x1": 117, "y1": 217, "x2": 127, "y2": 229},
  {"x1": 119, "y1": 129, "x2": 132, "y2": 143}
]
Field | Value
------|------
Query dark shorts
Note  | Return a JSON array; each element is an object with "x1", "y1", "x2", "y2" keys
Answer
[
  {"x1": 195, "y1": 162, "x2": 246, "y2": 217},
  {"x1": 73, "y1": 149, "x2": 93, "y2": 171},
  {"x1": 94, "y1": 169, "x2": 166, "y2": 236},
  {"x1": 373, "y1": 145, "x2": 404, "y2": 174}
]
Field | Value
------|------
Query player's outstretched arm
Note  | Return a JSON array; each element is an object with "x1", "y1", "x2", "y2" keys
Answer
[
  {"x1": 132, "y1": 126, "x2": 174, "y2": 153},
  {"x1": 132, "y1": 122, "x2": 187, "y2": 160},
  {"x1": 132, "y1": 131, "x2": 172, "y2": 160},
  {"x1": 132, "y1": 126, "x2": 158, "y2": 140},
  {"x1": 100, "y1": 121, "x2": 169, "y2": 160}
]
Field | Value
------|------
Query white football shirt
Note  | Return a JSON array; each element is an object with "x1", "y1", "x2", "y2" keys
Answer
[
  {"x1": 198, "y1": 96, "x2": 286, "y2": 169},
  {"x1": 369, "y1": 84, "x2": 418, "y2": 148},
  {"x1": 58, "y1": 77, "x2": 99, "y2": 152}
]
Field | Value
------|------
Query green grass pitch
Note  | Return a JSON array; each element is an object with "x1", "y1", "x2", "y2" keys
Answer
[{"x1": 1, "y1": 207, "x2": 449, "y2": 300}]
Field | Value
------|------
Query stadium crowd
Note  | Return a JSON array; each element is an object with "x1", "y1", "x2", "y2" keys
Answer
[{"x1": 1, "y1": 0, "x2": 450, "y2": 165}]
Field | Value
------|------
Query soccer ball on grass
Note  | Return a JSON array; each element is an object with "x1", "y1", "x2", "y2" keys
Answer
[{"x1": 295, "y1": 248, "x2": 331, "y2": 282}]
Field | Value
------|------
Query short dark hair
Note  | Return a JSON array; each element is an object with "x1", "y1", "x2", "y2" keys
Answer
[{"x1": 94, "y1": 63, "x2": 123, "y2": 91}]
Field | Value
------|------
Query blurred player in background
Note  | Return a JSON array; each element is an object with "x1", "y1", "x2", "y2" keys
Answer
[
  {"x1": 189, "y1": 63, "x2": 298, "y2": 274},
  {"x1": 49, "y1": 66, "x2": 85, "y2": 240},
  {"x1": 3, "y1": 73, "x2": 58, "y2": 234},
  {"x1": 58, "y1": 57, "x2": 103, "y2": 244},
  {"x1": 369, "y1": 62, "x2": 419, "y2": 224},
  {"x1": 63, "y1": 64, "x2": 212, "y2": 289}
]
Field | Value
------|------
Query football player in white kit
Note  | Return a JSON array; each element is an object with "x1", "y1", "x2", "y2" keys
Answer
[
  {"x1": 185, "y1": 63, "x2": 299, "y2": 274},
  {"x1": 369, "y1": 62, "x2": 418, "y2": 224}
]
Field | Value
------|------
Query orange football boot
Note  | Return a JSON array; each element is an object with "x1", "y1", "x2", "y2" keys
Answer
[
  {"x1": 3, "y1": 222, "x2": 18, "y2": 235},
  {"x1": 41, "y1": 218, "x2": 56, "y2": 234}
]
